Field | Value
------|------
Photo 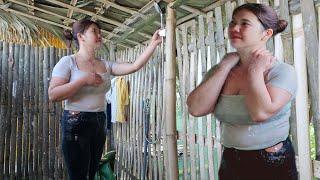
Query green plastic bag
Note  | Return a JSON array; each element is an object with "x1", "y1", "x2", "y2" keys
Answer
[{"x1": 94, "y1": 150, "x2": 116, "y2": 180}]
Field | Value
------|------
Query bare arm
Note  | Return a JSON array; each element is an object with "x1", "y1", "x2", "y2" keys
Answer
[
  {"x1": 48, "y1": 73, "x2": 103, "y2": 102},
  {"x1": 187, "y1": 53, "x2": 239, "y2": 117},
  {"x1": 245, "y1": 50, "x2": 293, "y2": 122},
  {"x1": 111, "y1": 30, "x2": 162, "y2": 76}
]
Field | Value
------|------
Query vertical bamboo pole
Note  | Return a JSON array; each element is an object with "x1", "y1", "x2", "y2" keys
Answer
[
  {"x1": 22, "y1": 44, "x2": 30, "y2": 178},
  {"x1": 164, "y1": 2, "x2": 178, "y2": 179},
  {"x1": 38, "y1": 47, "x2": 44, "y2": 179},
  {"x1": 207, "y1": 11, "x2": 217, "y2": 180},
  {"x1": 4, "y1": 43, "x2": 13, "y2": 179},
  {"x1": 33, "y1": 46, "x2": 39, "y2": 178},
  {"x1": 49, "y1": 47, "x2": 55, "y2": 179},
  {"x1": 42, "y1": 47, "x2": 50, "y2": 179},
  {"x1": 17, "y1": 44, "x2": 24, "y2": 178},
  {"x1": 0, "y1": 41, "x2": 9, "y2": 179},
  {"x1": 10, "y1": 44, "x2": 19, "y2": 180},
  {"x1": 300, "y1": 0, "x2": 320, "y2": 166},
  {"x1": 292, "y1": 13, "x2": 312, "y2": 180},
  {"x1": 29, "y1": 46, "x2": 35, "y2": 179}
]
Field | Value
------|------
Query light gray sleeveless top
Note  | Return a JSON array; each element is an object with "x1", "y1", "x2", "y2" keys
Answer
[
  {"x1": 52, "y1": 55, "x2": 112, "y2": 112},
  {"x1": 204, "y1": 61, "x2": 297, "y2": 150}
]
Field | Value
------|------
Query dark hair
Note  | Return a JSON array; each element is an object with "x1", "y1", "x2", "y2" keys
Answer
[
  {"x1": 63, "y1": 19, "x2": 101, "y2": 48},
  {"x1": 233, "y1": 3, "x2": 288, "y2": 36}
]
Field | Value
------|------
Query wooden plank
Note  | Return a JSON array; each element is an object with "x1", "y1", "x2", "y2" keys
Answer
[
  {"x1": 300, "y1": 0, "x2": 320, "y2": 164},
  {"x1": 292, "y1": 13, "x2": 312, "y2": 180},
  {"x1": 22, "y1": 45, "x2": 30, "y2": 178}
]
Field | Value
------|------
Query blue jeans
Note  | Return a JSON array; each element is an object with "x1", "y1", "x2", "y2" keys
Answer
[
  {"x1": 219, "y1": 137, "x2": 298, "y2": 180},
  {"x1": 61, "y1": 110, "x2": 106, "y2": 180}
]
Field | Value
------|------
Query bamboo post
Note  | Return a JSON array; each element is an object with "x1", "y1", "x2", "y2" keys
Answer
[
  {"x1": 207, "y1": 11, "x2": 217, "y2": 180},
  {"x1": 38, "y1": 47, "x2": 44, "y2": 178},
  {"x1": 17, "y1": 44, "x2": 24, "y2": 178},
  {"x1": 5, "y1": 43, "x2": 14, "y2": 179},
  {"x1": 29, "y1": 46, "x2": 35, "y2": 179},
  {"x1": 292, "y1": 13, "x2": 312, "y2": 180},
  {"x1": 164, "y1": 2, "x2": 178, "y2": 179},
  {"x1": 22, "y1": 45, "x2": 30, "y2": 178},
  {"x1": 42, "y1": 47, "x2": 50, "y2": 179},
  {"x1": 0, "y1": 41, "x2": 9, "y2": 179},
  {"x1": 33, "y1": 46, "x2": 39, "y2": 178},
  {"x1": 300, "y1": 0, "x2": 320, "y2": 166},
  {"x1": 9, "y1": 44, "x2": 19, "y2": 180},
  {"x1": 49, "y1": 47, "x2": 56, "y2": 179}
]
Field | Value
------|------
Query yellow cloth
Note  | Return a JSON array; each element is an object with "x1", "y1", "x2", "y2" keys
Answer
[{"x1": 116, "y1": 77, "x2": 129, "y2": 122}]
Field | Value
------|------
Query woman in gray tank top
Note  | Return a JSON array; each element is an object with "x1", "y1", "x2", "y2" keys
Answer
[
  {"x1": 48, "y1": 19, "x2": 162, "y2": 180},
  {"x1": 187, "y1": 3, "x2": 297, "y2": 180}
]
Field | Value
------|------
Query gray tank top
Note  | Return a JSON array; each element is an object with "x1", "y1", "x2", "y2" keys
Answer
[
  {"x1": 51, "y1": 55, "x2": 112, "y2": 112},
  {"x1": 204, "y1": 61, "x2": 297, "y2": 150}
]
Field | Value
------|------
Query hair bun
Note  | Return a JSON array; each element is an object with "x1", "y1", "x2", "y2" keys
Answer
[
  {"x1": 276, "y1": 19, "x2": 288, "y2": 34},
  {"x1": 63, "y1": 29, "x2": 73, "y2": 40}
]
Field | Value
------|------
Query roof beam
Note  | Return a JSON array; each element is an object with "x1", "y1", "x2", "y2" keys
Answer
[
  {"x1": 0, "y1": 5, "x2": 131, "y2": 48},
  {"x1": 7, "y1": 0, "x2": 141, "y2": 46},
  {"x1": 107, "y1": 0, "x2": 157, "y2": 40},
  {"x1": 46, "y1": 0, "x2": 151, "y2": 39},
  {"x1": 64, "y1": 0, "x2": 77, "y2": 25}
]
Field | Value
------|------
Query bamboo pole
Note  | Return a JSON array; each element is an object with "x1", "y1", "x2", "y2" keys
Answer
[
  {"x1": 9, "y1": 44, "x2": 19, "y2": 180},
  {"x1": 4, "y1": 43, "x2": 13, "y2": 179},
  {"x1": 16, "y1": 44, "x2": 24, "y2": 178},
  {"x1": 22, "y1": 45, "x2": 30, "y2": 178},
  {"x1": 198, "y1": 14, "x2": 208, "y2": 180},
  {"x1": 292, "y1": 13, "x2": 312, "y2": 180},
  {"x1": 164, "y1": 2, "x2": 178, "y2": 179},
  {"x1": 42, "y1": 47, "x2": 50, "y2": 179},
  {"x1": 0, "y1": 41, "x2": 9, "y2": 179},
  {"x1": 49, "y1": 47, "x2": 55, "y2": 179},
  {"x1": 300, "y1": 0, "x2": 320, "y2": 165},
  {"x1": 206, "y1": 11, "x2": 217, "y2": 180},
  {"x1": 29, "y1": 46, "x2": 35, "y2": 179},
  {"x1": 33, "y1": 46, "x2": 39, "y2": 178},
  {"x1": 38, "y1": 47, "x2": 44, "y2": 178}
]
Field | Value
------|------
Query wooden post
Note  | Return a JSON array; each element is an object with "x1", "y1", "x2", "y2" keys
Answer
[
  {"x1": 292, "y1": 13, "x2": 312, "y2": 180},
  {"x1": 164, "y1": 2, "x2": 178, "y2": 179},
  {"x1": 300, "y1": 0, "x2": 320, "y2": 164}
]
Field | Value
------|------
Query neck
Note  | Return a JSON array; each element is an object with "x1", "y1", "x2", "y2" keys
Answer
[
  {"x1": 77, "y1": 46, "x2": 95, "y2": 62},
  {"x1": 237, "y1": 44, "x2": 267, "y2": 67}
]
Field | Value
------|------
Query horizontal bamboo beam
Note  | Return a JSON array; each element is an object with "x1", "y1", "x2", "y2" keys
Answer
[
  {"x1": 1, "y1": 7, "x2": 132, "y2": 48},
  {"x1": 6, "y1": 0, "x2": 138, "y2": 47}
]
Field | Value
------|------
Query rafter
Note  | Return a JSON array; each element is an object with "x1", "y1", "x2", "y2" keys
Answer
[{"x1": 64, "y1": 0, "x2": 77, "y2": 25}]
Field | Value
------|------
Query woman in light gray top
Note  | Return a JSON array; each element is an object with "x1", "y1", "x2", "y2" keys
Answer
[
  {"x1": 48, "y1": 19, "x2": 162, "y2": 180},
  {"x1": 187, "y1": 3, "x2": 297, "y2": 180}
]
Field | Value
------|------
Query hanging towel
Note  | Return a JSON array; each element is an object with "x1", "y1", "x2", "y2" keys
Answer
[{"x1": 116, "y1": 77, "x2": 129, "y2": 123}]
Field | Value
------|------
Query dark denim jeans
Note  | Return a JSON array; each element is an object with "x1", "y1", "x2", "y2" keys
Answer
[
  {"x1": 219, "y1": 138, "x2": 298, "y2": 180},
  {"x1": 61, "y1": 110, "x2": 106, "y2": 180}
]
